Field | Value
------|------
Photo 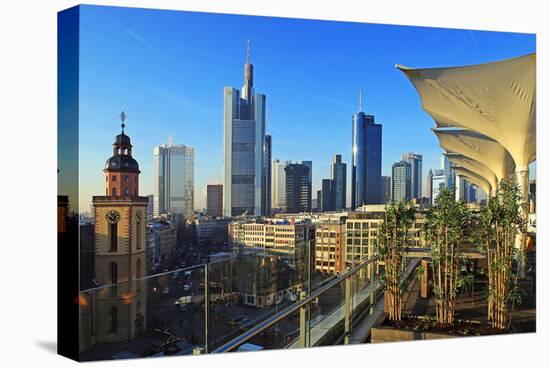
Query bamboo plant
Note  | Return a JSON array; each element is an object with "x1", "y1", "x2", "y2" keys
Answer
[
  {"x1": 375, "y1": 201, "x2": 416, "y2": 322},
  {"x1": 425, "y1": 186, "x2": 473, "y2": 325},
  {"x1": 478, "y1": 179, "x2": 525, "y2": 329}
]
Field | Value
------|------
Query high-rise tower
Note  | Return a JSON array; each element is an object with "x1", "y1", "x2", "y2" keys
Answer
[
  {"x1": 402, "y1": 152, "x2": 422, "y2": 200},
  {"x1": 223, "y1": 40, "x2": 266, "y2": 217},
  {"x1": 152, "y1": 143, "x2": 195, "y2": 217},
  {"x1": 331, "y1": 154, "x2": 347, "y2": 211},
  {"x1": 351, "y1": 90, "x2": 382, "y2": 209},
  {"x1": 392, "y1": 160, "x2": 412, "y2": 202}
]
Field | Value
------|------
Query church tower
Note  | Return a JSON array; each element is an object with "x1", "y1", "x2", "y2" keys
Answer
[{"x1": 91, "y1": 112, "x2": 148, "y2": 344}]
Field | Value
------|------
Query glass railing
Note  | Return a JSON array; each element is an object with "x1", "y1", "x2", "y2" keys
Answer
[
  {"x1": 78, "y1": 241, "x2": 380, "y2": 360},
  {"x1": 78, "y1": 241, "x2": 305, "y2": 359},
  {"x1": 212, "y1": 255, "x2": 381, "y2": 353}
]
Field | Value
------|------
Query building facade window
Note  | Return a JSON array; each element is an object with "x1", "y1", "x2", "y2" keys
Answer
[
  {"x1": 109, "y1": 222, "x2": 117, "y2": 251},
  {"x1": 110, "y1": 261, "x2": 118, "y2": 284},
  {"x1": 109, "y1": 306, "x2": 118, "y2": 334}
]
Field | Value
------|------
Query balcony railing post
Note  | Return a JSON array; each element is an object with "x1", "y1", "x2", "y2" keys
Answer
[
  {"x1": 344, "y1": 275, "x2": 352, "y2": 344},
  {"x1": 370, "y1": 259, "x2": 376, "y2": 315},
  {"x1": 298, "y1": 291, "x2": 309, "y2": 348},
  {"x1": 204, "y1": 263, "x2": 209, "y2": 353}
]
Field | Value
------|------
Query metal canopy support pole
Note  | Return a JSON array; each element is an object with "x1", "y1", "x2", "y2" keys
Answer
[
  {"x1": 344, "y1": 276, "x2": 352, "y2": 344},
  {"x1": 204, "y1": 263, "x2": 209, "y2": 353},
  {"x1": 516, "y1": 165, "x2": 529, "y2": 279}
]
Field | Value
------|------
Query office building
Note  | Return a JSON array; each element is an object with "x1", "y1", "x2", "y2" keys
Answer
[
  {"x1": 146, "y1": 219, "x2": 177, "y2": 274},
  {"x1": 424, "y1": 169, "x2": 433, "y2": 203},
  {"x1": 302, "y1": 160, "x2": 313, "y2": 209},
  {"x1": 331, "y1": 154, "x2": 347, "y2": 211},
  {"x1": 223, "y1": 40, "x2": 267, "y2": 217},
  {"x1": 345, "y1": 208, "x2": 427, "y2": 277},
  {"x1": 264, "y1": 135, "x2": 272, "y2": 216},
  {"x1": 228, "y1": 219, "x2": 314, "y2": 255},
  {"x1": 285, "y1": 163, "x2": 311, "y2": 213},
  {"x1": 351, "y1": 90, "x2": 382, "y2": 208},
  {"x1": 315, "y1": 217, "x2": 346, "y2": 274},
  {"x1": 392, "y1": 160, "x2": 412, "y2": 202},
  {"x1": 441, "y1": 155, "x2": 455, "y2": 188},
  {"x1": 381, "y1": 175, "x2": 391, "y2": 203},
  {"x1": 319, "y1": 178, "x2": 334, "y2": 212},
  {"x1": 402, "y1": 152, "x2": 422, "y2": 200},
  {"x1": 206, "y1": 184, "x2": 223, "y2": 217},
  {"x1": 272, "y1": 159, "x2": 289, "y2": 212},
  {"x1": 432, "y1": 168, "x2": 447, "y2": 204},
  {"x1": 153, "y1": 143, "x2": 195, "y2": 217}
]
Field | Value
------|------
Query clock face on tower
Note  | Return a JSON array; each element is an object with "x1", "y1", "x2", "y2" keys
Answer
[{"x1": 105, "y1": 210, "x2": 121, "y2": 224}]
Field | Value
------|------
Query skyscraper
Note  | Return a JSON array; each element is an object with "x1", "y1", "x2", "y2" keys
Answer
[
  {"x1": 223, "y1": 40, "x2": 266, "y2": 217},
  {"x1": 352, "y1": 90, "x2": 382, "y2": 209},
  {"x1": 455, "y1": 176, "x2": 469, "y2": 202},
  {"x1": 320, "y1": 178, "x2": 334, "y2": 212},
  {"x1": 285, "y1": 163, "x2": 311, "y2": 213},
  {"x1": 302, "y1": 160, "x2": 313, "y2": 209},
  {"x1": 153, "y1": 143, "x2": 195, "y2": 217},
  {"x1": 381, "y1": 175, "x2": 392, "y2": 203},
  {"x1": 402, "y1": 152, "x2": 422, "y2": 200},
  {"x1": 271, "y1": 159, "x2": 289, "y2": 212},
  {"x1": 392, "y1": 160, "x2": 412, "y2": 202},
  {"x1": 206, "y1": 184, "x2": 223, "y2": 217},
  {"x1": 263, "y1": 135, "x2": 272, "y2": 216},
  {"x1": 441, "y1": 155, "x2": 455, "y2": 188},
  {"x1": 424, "y1": 169, "x2": 433, "y2": 203},
  {"x1": 331, "y1": 154, "x2": 347, "y2": 211},
  {"x1": 432, "y1": 168, "x2": 447, "y2": 204}
]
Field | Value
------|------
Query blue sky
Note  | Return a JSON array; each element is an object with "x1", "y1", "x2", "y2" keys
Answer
[{"x1": 77, "y1": 5, "x2": 536, "y2": 212}]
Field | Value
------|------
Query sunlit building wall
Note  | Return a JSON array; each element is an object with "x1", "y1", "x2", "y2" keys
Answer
[{"x1": 153, "y1": 144, "x2": 195, "y2": 217}]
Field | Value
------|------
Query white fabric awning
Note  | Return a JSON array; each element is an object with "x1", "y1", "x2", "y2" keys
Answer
[
  {"x1": 434, "y1": 128, "x2": 515, "y2": 181},
  {"x1": 445, "y1": 153, "x2": 498, "y2": 190},
  {"x1": 451, "y1": 166, "x2": 492, "y2": 196},
  {"x1": 397, "y1": 53, "x2": 536, "y2": 167}
]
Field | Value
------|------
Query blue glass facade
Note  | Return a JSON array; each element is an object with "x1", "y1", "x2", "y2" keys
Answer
[{"x1": 351, "y1": 112, "x2": 382, "y2": 208}]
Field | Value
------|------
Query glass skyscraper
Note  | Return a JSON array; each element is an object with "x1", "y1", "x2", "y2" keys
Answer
[
  {"x1": 392, "y1": 160, "x2": 412, "y2": 202},
  {"x1": 153, "y1": 143, "x2": 195, "y2": 217},
  {"x1": 285, "y1": 163, "x2": 311, "y2": 213},
  {"x1": 223, "y1": 41, "x2": 267, "y2": 217},
  {"x1": 263, "y1": 135, "x2": 272, "y2": 216},
  {"x1": 271, "y1": 159, "x2": 289, "y2": 212},
  {"x1": 351, "y1": 91, "x2": 382, "y2": 209},
  {"x1": 402, "y1": 152, "x2": 422, "y2": 200},
  {"x1": 331, "y1": 154, "x2": 347, "y2": 211},
  {"x1": 431, "y1": 168, "x2": 447, "y2": 205}
]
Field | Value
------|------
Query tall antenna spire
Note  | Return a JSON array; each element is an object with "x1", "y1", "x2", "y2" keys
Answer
[
  {"x1": 359, "y1": 89, "x2": 363, "y2": 112},
  {"x1": 120, "y1": 111, "x2": 127, "y2": 133},
  {"x1": 246, "y1": 38, "x2": 251, "y2": 64}
]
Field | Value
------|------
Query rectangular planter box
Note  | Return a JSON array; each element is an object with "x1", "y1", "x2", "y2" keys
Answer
[{"x1": 371, "y1": 325, "x2": 462, "y2": 343}]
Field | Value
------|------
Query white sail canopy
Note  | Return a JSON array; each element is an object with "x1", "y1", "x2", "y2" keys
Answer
[
  {"x1": 445, "y1": 153, "x2": 498, "y2": 191},
  {"x1": 451, "y1": 166, "x2": 492, "y2": 196},
  {"x1": 397, "y1": 53, "x2": 536, "y2": 167},
  {"x1": 434, "y1": 128, "x2": 515, "y2": 182}
]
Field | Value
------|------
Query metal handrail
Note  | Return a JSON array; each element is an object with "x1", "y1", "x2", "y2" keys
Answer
[
  {"x1": 211, "y1": 255, "x2": 380, "y2": 353},
  {"x1": 79, "y1": 257, "x2": 231, "y2": 293}
]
